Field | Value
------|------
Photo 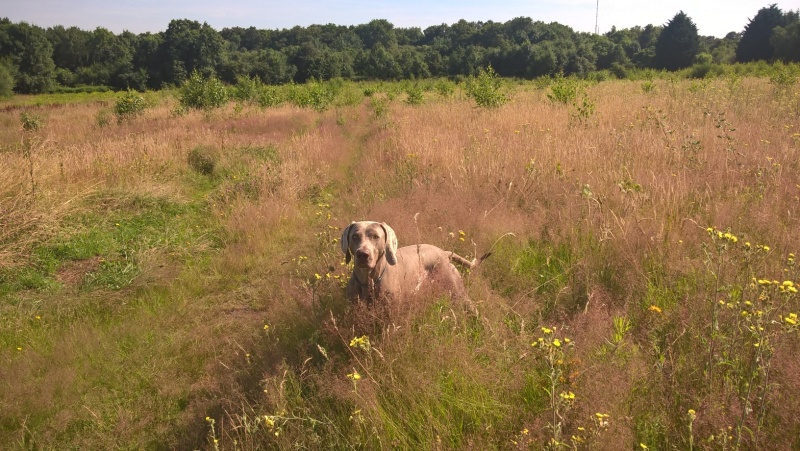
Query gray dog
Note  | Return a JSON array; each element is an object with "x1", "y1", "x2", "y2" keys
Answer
[{"x1": 340, "y1": 221, "x2": 488, "y2": 304}]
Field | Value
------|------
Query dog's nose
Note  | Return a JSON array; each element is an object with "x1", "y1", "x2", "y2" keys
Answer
[{"x1": 355, "y1": 249, "x2": 369, "y2": 259}]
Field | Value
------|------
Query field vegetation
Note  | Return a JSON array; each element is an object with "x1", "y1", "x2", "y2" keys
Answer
[{"x1": 1, "y1": 65, "x2": 800, "y2": 449}]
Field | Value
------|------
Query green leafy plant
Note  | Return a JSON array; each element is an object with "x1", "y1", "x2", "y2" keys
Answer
[
  {"x1": 232, "y1": 75, "x2": 262, "y2": 103},
  {"x1": 178, "y1": 70, "x2": 229, "y2": 110},
  {"x1": 404, "y1": 82, "x2": 424, "y2": 106},
  {"x1": 434, "y1": 78, "x2": 455, "y2": 98},
  {"x1": 256, "y1": 85, "x2": 285, "y2": 108},
  {"x1": 547, "y1": 74, "x2": 580, "y2": 105},
  {"x1": 465, "y1": 65, "x2": 508, "y2": 108},
  {"x1": 288, "y1": 79, "x2": 338, "y2": 112},
  {"x1": 370, "y1": 96, "x2": 389, "y2": 119},
  {"x1": 114, "y1": 89, "x2": 147, "y2": 123}
]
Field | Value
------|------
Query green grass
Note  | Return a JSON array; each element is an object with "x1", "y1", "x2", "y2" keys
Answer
[{"x1": 1, "y1": 191, "x2": 219, "y2": 294}]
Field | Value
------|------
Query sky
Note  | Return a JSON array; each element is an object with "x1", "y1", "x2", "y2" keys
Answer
[{"x1": 2, "y1": 0, "x2": 798, "y2": 38}]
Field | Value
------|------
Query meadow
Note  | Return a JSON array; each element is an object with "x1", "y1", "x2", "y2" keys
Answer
[{"x1": 1, "y1": 70, "x2": 799, "y2": 450}]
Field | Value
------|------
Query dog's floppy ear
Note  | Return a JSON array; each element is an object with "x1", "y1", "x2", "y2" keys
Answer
[
  {"x1": 341, "y1": 222, "x2": 355, "y2": 264},
  {"x1": 380, "y1": 222, "x2": 398, "y2": 265}
]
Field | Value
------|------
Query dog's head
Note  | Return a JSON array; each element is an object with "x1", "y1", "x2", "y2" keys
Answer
[{"x1": 341, "y1": 221, "x2": 398, "y2": 268}]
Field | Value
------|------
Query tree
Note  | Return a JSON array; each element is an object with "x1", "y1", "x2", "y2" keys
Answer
[
  {"x1": 46, "y1": 26, "x2": 91, "y2": 72},
  {"x1": 356, "y1": 44, "x2": 401, "y2": 79},
  {"x1": 395, "y1": 46, "x2": 430, "y2": 79},
  {"x1": 736, "y1": 4, "x2": 786, "y2": 62},
  {"x1": 161, "y1": 19, "x2": 225, "y2": 85},
  {"x1": 396, "y1": 27, "x2": 423, "y2": 46},
  {"x1": 0, "y1": 60, "x2": 14, "y2": 97},
  {"x1": 0, "y1": 21, "x2": 55, "y2": 93},
  {"x1": 710, "y1": 32, "x2": 739, "y2": 64},
  {"x1": 355, "y1": 19, "x2": 397, "y2": 49},
  {"x1": 771, "y1": 20, "x2": 800, "y2": 62},
  {"x1": 75, "y1": 27, "x2": 136, "y2": 89},
  {"x1": 654, "y1": 11, "x2": 700, "y2": 71},
  {"x1": 133, "y1": 32, "x2": 164, "y2": 89}
]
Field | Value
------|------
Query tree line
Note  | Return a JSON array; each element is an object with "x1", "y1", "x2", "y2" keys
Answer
[{"x1": 0, "y1": 4, "x2": 798, "y2": 95}]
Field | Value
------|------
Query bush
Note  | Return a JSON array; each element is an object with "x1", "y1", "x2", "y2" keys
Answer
[
  {"x1": 288, "y1": 79, "x2": 338, "y2": 112},
  {"x1": 114, "y1": 90, "x2": 147, "y2": 123},
  {"x1": 404, "y1": 82, "x2": 424, "y2": 105},
  {"x1": 179, "y1": 71, "x2": 229, "y2": 110},
  {"x1": 257, "y1": 86, "x2": 285, "y2": 108},
  {"x1": 586, "y1": 70, "x2": 614, "y2": 82},
  {"x1": 232, "y1": 75, "x2": 262, "y2": 103},
  {"x1": 20, "y1": 111, "x2": 43, "y2": 132},
  {"x1": 609, "y1": 62, "x2": 628, "y2": 79},
  {"x1": 465, "y1": 65, "x2": 508, "y2": 108},
  {"x1": 49, "y1": 85, "x2": 111, "y2": 94},
  {"x1": 434, "y1": 78, "x2": 455, "y2": 98},
  {"x1": 547, "y1": 74, "x2": 580, "y2": 104},
  {"x1": 187, "y1": 146, "x2": 217, "y2": 175},
  {"x1": 769, "y1": 63, "x2": 799, "y2": 88}
]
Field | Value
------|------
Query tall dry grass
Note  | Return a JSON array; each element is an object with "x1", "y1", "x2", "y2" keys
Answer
[{"x1": 1, "y1": 76, "x2": 799, "y2": 449}]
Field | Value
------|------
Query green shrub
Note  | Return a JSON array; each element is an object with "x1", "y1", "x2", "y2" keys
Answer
[
  {"x1": 20, "y1": 111, "x2": 43, "y2": 132},
  {"x1": 547, "y1": 74, "x2": 580, "y2": 104},
  {"x1": 434, "y1": 78, "x2": 455, "y2": 98},
  {"x1": 49, "y1": 85, "x2": 110, "y2": 94},
  {"x1": 465, "y1": 65, "x2": 508, "y2": 108},
  {"x1": 769, "y1": 63, "x2": 798, "y2": 88},
  {"x1": 114, "y1": 89, "x2": 147, "y2": 123},
  {"x1": 179, "y1": 71, "x2": 229, "y2": 110},
  {"x1": 256, "y1": 86, "x2": 284, "y2": 108},
  {"x1": 232, "y1": 75, "x2": 262, "y2": 103},
  {"x1": 370, "y1": 96, "x2": 390, "y2": 118},
  {"x1": 404, "y1": 83, "x2": 424, "y2": 105},
  {"x1": 288, "y1": 79, "x2": 338, "y2": 112},
  {"x1": 609, "y1": 62, "x2": 628, "y2": 79},
  {"x1": 586, "y1": 70, "x2": 613, "y2": 82},
  {"x1": 689, "y1": 55, "x2": 713, "y2": 79}
]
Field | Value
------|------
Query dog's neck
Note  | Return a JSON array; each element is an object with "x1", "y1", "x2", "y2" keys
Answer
[{"x1": 352, "y1": 258, "x2": 389, "y2": 299}]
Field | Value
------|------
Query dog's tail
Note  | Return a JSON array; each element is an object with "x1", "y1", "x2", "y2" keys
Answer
[
  {"x1": 449, "y1": 251, "x2": 493, "y2": 269},
  {"x1": 449, "y1": 232, "x2": 514, "y2": 269}
]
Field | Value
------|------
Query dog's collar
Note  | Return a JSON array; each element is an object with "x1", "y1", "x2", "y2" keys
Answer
[
  {"x1": 355, "y1": 263, "x2": 388, "y2": 288},
  {"x1": 375, "y1": 264, "x2": 387, "y2": 283}
]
